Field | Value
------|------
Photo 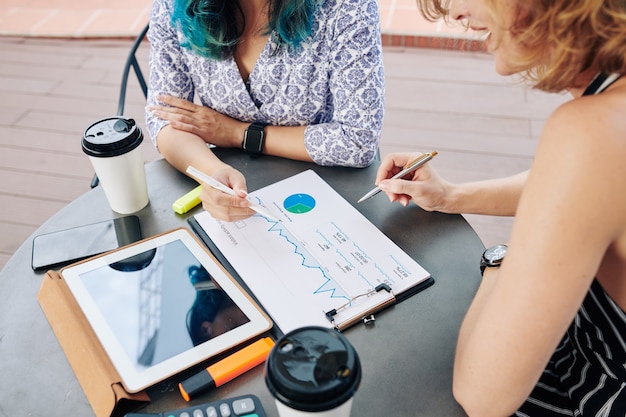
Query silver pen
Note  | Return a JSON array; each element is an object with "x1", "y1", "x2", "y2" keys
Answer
[
  {"x1": 186, "y1": 166, "x2": 281, "y2": 222},
  {"x1": 357, "y1": 151, "x2": 438, "y2": 203}
]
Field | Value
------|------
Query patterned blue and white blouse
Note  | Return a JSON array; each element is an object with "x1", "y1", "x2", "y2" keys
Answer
[{"x1": 145, "y1": 0, "x2": 385, "y2": 167}]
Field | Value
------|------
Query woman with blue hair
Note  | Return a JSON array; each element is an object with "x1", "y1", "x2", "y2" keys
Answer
[{"x1": 146, "y1": 0, "x2": 385, "y2": 221}]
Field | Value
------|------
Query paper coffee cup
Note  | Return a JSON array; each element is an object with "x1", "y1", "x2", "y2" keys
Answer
[
  {"x1": 265, "y1": 326, "x2": 361, "y2": 417},
  {"x1": 82, "y1": 117, "x2": 149, "y2": 214}
]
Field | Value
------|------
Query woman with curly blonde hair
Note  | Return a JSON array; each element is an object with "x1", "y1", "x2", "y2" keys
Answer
[{"x1": 374, "y1": 0, "x2": 626, "y2": 415}]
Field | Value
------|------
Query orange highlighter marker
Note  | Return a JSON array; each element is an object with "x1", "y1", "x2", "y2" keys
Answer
[{"x1": 179, "y1": 337, "x2": 275, "y2": 401}]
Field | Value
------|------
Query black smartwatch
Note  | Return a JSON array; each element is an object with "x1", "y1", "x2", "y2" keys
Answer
[
  {"x1": 480, "y1": 244, "x2": 507, "y2": 276},
  {"x1": 242, "y1": 122, "x2": 267, "y2": 156}
]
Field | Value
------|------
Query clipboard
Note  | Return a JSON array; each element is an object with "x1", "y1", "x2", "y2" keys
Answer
[
  {"x1": 324, "y1": 283, "x2": 396, "y2": 331},
  {"x1": 188, "y1": 170, "x2": 434, "y2": 333}
]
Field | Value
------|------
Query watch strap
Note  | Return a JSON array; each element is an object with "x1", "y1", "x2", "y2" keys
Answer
[{"x1": 242, "y1": 122, "x2": 267, "y2": 155}]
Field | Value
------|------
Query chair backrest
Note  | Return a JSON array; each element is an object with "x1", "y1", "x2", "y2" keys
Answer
[
  {"x1": 90, "y1": 24, "x2": 150, "y2": 189},
  {"x1": 117, "y1": 23, "x2": 149, "y2": 116}
]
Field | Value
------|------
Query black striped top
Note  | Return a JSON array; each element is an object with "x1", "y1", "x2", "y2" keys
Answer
[{"x1": 515, "y1": 279, "x2": 626, "y2": 416}]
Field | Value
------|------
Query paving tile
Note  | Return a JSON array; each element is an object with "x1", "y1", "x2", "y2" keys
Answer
[
  {"x1": 34, "y1": 10, "x2": 102, "y2": 37},
  {"x1": 0, "y1": 9, "x2": 51, "y2": 35},
  {"x1": 73, "y1": 10, "x2": 149, "y2": 37},
  {"x1": 0, "y1": 194, "x2": 66, "y2": 227},
  {"x1": 0, "y1": 106, "x2": 27, "y2": 126},
  {"x1": 0, "y1": 74, "x2": 57, "y2": 94}
]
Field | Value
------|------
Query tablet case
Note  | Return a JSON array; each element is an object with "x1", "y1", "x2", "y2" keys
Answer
[{"x1": 37, "y1": 269, "x2": 150, "y2": 417}]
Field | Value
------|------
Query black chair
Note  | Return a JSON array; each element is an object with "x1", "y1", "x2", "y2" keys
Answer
[
  {"x1": 117, "y1": 23, "x2": 149, "y2": 117},
  {"x1": 91, "y1": 23, "x2": 149, "y2": 188}
]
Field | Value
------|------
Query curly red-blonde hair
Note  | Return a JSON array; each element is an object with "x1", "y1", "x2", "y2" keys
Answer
[{"x1": 416, "y1": 0, "x2": 626, "y2": 93}]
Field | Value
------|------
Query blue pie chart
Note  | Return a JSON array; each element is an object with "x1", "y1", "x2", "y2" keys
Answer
[{"x1": 283, "y1": 194, "x2": 316, "y2": 214}]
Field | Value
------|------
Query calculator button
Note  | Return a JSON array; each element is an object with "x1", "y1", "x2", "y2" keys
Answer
[
  {"x1": 219, "y1": 403, "x2": 231, "y2": 417},
  {"x1": 232, "y1": 398, "x2": 256, "y2": 416},
  {"x1": 152, "y1": 394, "x2": 265, "y2": 417}
]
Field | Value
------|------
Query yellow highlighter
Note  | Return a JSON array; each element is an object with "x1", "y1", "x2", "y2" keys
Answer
[{"x1": 172, "y1": 185, "x2": 202, "y2": 214}]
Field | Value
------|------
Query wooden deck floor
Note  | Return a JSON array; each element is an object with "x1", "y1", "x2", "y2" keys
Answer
[{"x1": 0, "y1": 36, "x2": 569, "y2": 271}]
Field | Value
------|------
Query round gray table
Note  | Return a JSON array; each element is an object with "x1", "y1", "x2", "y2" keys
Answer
[{"x1": 0, "y1": 150, "x2": 482, "y2": 417}]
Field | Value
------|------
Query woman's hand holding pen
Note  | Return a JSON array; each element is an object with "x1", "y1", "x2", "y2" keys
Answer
[
  {"x1": 149, "y1": 95, "x2": 246, "y2": 148},
  {"x1": 376, "y1": 152, "x2": 451, "y2": 212},
  {"x1": 198, "y1": 165, "x2": 255, "y2": 222}
]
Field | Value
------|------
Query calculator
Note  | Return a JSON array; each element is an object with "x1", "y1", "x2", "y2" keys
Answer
[{"x1": 125, "y1": 394, "x2": 266, "y2": 417}]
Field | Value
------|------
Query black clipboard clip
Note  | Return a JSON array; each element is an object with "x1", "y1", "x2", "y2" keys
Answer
[{"x1": 324, "y1": 283, "x2": 393, "y2": 330}]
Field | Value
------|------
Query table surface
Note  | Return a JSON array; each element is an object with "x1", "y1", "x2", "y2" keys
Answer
[{"x1": 0, "y1": 150, "x2": 483, "y2": 417}]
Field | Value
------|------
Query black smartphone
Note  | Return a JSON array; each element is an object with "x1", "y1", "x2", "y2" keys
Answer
[{"x1": 31, "y1": 215, "x2": 142, "y2": 271}]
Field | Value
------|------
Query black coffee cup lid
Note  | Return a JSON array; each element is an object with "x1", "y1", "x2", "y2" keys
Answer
[
  {"x1": 265, "y1": 326, "x2": 361, "y2": 412},
  {"x1": 82, "y1": 117, "x2": 143, "y2": 157}
]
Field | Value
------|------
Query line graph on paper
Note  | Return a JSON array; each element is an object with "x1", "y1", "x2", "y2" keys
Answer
[
  {"x1": 240, "y1": 193, "x2": 400, "y2": 302},
  {"x1": 242, "y1": 217, "x2": 353, "y2": 302},
  {"x1": 193, "y1": 170, "x2": 431, "y2": 332}
]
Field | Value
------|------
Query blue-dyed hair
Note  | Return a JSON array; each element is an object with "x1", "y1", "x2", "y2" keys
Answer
[{"x1": 171, "y1": 0, "x2": 317, "y2": 60}]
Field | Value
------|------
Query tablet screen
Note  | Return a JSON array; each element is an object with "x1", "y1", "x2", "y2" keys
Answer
[{"x1": 62, "y1": 228, "x2": 272, "y2": 393}]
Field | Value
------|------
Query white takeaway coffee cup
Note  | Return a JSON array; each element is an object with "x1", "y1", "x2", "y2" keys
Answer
[
  {"x1": 265, "y1": 326, "x2": 362, "y2": 417},
  {"x1": 82, "y1": 117, "x2": 149, "y2": 214}
]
